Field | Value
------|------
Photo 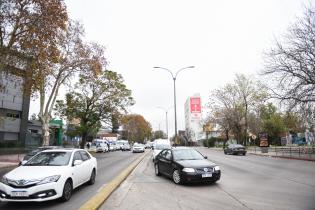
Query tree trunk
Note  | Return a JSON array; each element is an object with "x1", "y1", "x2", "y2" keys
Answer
[
  {"x1": 224, "y1": 129, "x2": 229, "y2": 148},
  {"x1": 244, "y1": 102, "x2": 248, "y2": 146},
  {"x1": 80, "y1": 132, "x2": 87, "y2": 149},
  {"x1": 41, "y1": 117, "x2": 51, "y2": 146}
]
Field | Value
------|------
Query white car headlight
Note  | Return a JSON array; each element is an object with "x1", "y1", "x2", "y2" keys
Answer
[
  {"x1": 214, "y1": 166, "x2": 220, "y2": 171},
  {"x1": 37, "y1": 175, "x2": 61, "y2": 185},
  {"x1": 182, "y1": 168, "x2": 195, "y2": 173}
]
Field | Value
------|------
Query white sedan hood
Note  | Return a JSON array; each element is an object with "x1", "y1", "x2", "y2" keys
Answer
[{"x1": 4, "y1": 166, "x2": 66, "y2": 180}]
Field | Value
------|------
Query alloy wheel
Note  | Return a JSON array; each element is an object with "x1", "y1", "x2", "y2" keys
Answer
[{"x1": 173, "y1": 170, "x2": 181, "y2": 184}]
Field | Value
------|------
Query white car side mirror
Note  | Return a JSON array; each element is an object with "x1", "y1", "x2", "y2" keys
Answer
[
  {"x1": 21, "y1": 160, "x2": 28, "y2": 165},
  {"x1": 73, "y1": 160, "x2": 83, "y2": 166}
]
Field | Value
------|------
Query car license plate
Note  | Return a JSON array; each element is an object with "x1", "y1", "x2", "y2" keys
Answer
[
  {"x1": 11, "y1": 191, "x2": 28, "y2": 197},
  {"x1": 202, "y1": 173, "x2": 212, "y2": 178}
]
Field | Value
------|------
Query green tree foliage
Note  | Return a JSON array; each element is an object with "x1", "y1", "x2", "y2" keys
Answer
[
  {"x1": 152, "y1": 130, "x2": 166, "y2": 140},
  {"x1": 121, "y1": 114, "x2": 152, "y2": 143},
  {"x1": 260, "y1": 103, "x2": 286, "y2": 145},
  {"x1": 55, "y1": 70, "x2": 134, "y2": 148}
]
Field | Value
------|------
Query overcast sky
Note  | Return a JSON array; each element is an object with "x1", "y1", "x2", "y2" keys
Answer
[{"x1": 30, "y1": 0, "x2": 311, "y2": 136}]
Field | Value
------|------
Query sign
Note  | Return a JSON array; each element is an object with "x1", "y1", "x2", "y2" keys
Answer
[
  {"x1": 190, "y1": 97, "x2": 201, "y2": 113},
  {"x1": 259, "y1": 133, "x2": 269, "y2": 147}
]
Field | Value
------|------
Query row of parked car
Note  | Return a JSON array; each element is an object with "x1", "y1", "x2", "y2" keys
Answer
[{"x1": 90, "y1": 139, "x2": 131, "y2": 153}]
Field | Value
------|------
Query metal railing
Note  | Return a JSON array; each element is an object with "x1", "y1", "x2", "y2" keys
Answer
[{"x1": 248, "y1": 146, "x2": 315, "y2": 160}]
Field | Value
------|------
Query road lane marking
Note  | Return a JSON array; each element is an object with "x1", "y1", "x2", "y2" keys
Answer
[{"x1": 79, "y1": 152, "x2": 148, "y2": 210}]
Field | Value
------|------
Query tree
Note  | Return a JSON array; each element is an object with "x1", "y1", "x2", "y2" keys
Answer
[
  {"x1": 55, "y1": 70, "x2": 134, "y2": 148},
  {"x1": 260, "y1": 103, "x2": 286, "y2": 145},
  {"x1": 38, "y1": 21, "x2": 106, "y2": 146},
  {"x1": 0, "y1": 0, "x2": 67, "y2": 75},
  {"x1": 152, "y1": 130, "x2": 166, "y2": 140},
  {"x1": 121, "y1": 114, "x2": 152, "y2": 143},
  {"x1": 208, "y1": 74, "x2": 267, "y2": 145},
  {"x1": 111, "y1": 112, "x2": 121, "y2": 133},
  {"x1": 263, "y1": 6, "x2": 315, "y2": 111}
]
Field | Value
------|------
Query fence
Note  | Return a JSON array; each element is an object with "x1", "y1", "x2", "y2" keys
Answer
[{"x1": 248, "y1": 146, "x2": 315, "y2": 160}]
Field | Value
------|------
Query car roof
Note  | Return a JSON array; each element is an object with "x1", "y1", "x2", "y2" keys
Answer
[
  {"x1": 41, "y1": 148, "x2": 84, "y2": 153},
  {"x1": 171, "y1": 147, "x2": 191, "y2": 151}
]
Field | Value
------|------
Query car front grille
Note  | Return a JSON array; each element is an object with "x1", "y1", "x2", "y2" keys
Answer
[{"x1": 196, "y1": 167, "x2": 213, "y2": 173}]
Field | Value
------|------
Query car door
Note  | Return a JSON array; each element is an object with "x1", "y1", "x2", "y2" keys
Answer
[
  {"x1": 156, "y1": 150, "x2": 167, "y2": 174},
  {"x1": 79, "y1": 150, "x2": 93, "y2": 182},
  {"x1": 159, "y1": 149, "x2": 173, "y2": 176},
  {"x1": 72, "y1": 151, "x2": 85, "y2": 187},
  {"x1": 163, "y1": 150, "x2": 173, "y2": 176}
]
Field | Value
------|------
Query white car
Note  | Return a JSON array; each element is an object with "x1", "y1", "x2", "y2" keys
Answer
[
  {"x1": 152, "y1": 139, "x2": 171, "y2": 161},
  {"x1": 132, "y1": 143, "x2": 145, "y2": 153},
  {"x1": 121, "y1": 143, "x2": 131, "y2": 151},
  {"x1": 0, "y1": 149, "x2": 97, "y2": 202},
  {"x1": 92, "y1": 140, "x2": 109, "y2": 153}
]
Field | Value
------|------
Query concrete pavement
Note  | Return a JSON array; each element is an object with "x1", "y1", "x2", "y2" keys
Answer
[
  {"x1": 0, "y1": 154, "x2": 24, "y2": 169},
  {"x1": 101, "y1": 148, "x2": 315, "y2": 210}
]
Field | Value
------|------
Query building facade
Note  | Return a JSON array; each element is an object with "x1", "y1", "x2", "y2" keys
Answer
[
  {"x1": 0, "y1": 72, "x2": 30, "y2": 143},
  {"x1": 184, "y1": 93, "x2": 203, "y2": 143}
]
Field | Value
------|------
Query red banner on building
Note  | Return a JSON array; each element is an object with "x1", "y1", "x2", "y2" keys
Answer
[{"x1": 190, "y1": 97, "x2": 201, "y2": 113}]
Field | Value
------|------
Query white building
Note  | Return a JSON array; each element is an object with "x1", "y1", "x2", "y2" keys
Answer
[{"x1": 184, "y1": 94, "x2": 203, "y2": 142}]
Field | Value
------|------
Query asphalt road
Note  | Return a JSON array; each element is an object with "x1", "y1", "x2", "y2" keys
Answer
[
  {"x1": 102, "y1": 148, "x2": 315, "y2": 210},
  {"x1": 0, "y1": 150, "x2": 143, "y2": 210}
]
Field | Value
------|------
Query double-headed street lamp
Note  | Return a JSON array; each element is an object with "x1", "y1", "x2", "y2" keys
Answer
[
  {"x1": 153, "y1": 66, "x2": 195, "y2": 144},
  {"x1": 157, "y1": 106, "x2": 173, "y2": 139}
]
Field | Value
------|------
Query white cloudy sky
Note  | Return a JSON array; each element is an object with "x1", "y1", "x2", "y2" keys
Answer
[{"x1": 30, "y1": 0, "x2": 311, "y2": 135}]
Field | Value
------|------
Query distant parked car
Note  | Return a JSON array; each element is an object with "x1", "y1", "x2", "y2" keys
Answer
[
  {"x1": 224, "y1": 144, "x2": 247, "y2": 155},
  {"x1": 116, "y1": 140, "x2": 128, "y2": 150},
  {"x1": 109, "y1": 142, "x2": 117, "y2": 152},
  {"x1": 121, "y1": 143, "x2": 131, "y2": 151},
  {"x1": 20, "y1": 146, "x2": 62, "y2": 165},
  {"x1": 154, "y1": 147, "x2": 221, "y2": 184},
  {"x1": 91, "y1": 139, "x2": 109, "y2": 153},
  {"x1": 132, "y1": 143, "x2": 145, "y2": 153},
  {"x1": 0, "y1": 149, "x2": 97, "y2": 202}
]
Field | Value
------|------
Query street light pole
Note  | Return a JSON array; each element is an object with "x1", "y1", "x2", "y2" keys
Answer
[
  {"x1": 157, "y1": 106, "x2": 172, "y2": 139},
  {"x1": 154, "y1": 66, "x2": 195, "y2": 144}
]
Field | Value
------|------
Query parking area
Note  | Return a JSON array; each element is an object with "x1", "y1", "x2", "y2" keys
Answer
[{"x1": 101, "y1": 148, "x2": 315, "y2": 210}]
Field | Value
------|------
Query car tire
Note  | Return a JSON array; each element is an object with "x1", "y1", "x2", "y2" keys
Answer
[
  {"x1": 224, "y1": 150, "x2": 227, "y2": 154},
  {"x1": 88, "y1": 169, "x2": 96, "y2": 185},
  {"x1": 154, "y1": 164, "x2": 161, "y2": 176},
  {"x1": 61, "y1": 179, "x2": 72, "y2": 202},
  {"x1": 172, "y1": 169, "x2": 182, "y2": 184}
]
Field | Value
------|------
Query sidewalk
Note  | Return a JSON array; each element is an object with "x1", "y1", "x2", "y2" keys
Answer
[
  {"x1": 0, "y1": 154, "x2": 25, "y2": 169},
  {"x1": 208, "y1": 147, "x2": 315, "y2": 161}
]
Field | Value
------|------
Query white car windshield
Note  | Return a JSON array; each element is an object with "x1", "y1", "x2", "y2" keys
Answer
[{"x1": 24, "y1": 151, "x2": 72, "y2": 166}]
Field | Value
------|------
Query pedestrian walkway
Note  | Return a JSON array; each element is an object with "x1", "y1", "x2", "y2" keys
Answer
[{"x1": 0, "y1": 154, "x2": 24, "y2": 169}]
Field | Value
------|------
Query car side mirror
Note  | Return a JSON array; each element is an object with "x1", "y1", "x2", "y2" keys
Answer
[
  {"x1": 73, "y1": 160, "x2": 83, "y2": 166},
  {"x1": 21, "y1": 160, "x2": 28, "y2": 165},
  {"x1": 204, "y1": 156, "x2": 208, "y2": 159}
]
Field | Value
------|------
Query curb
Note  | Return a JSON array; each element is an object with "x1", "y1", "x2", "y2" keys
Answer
[{"x1": 79, "y1": 152, "x2": 148, "y2": 210}]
